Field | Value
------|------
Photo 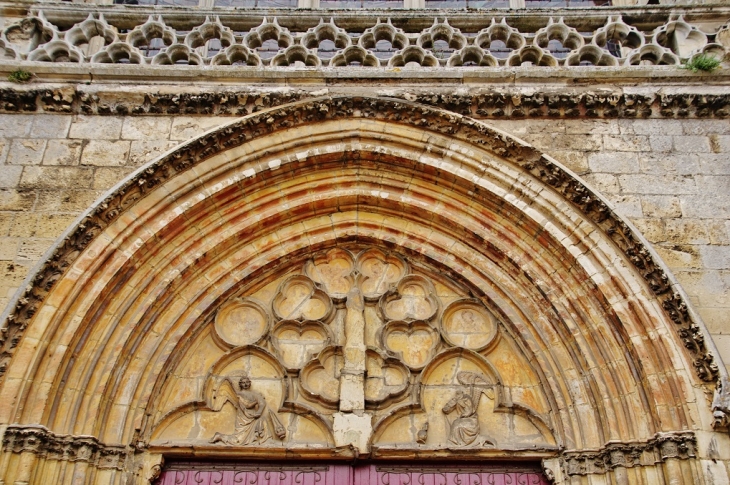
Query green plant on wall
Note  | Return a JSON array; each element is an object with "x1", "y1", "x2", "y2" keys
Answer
[
  {"x1": 7, "y1": 69, "x2": 33, "y2": 83},
  {"x1": 683, "y1": 53, "x2": 721, "y2": 73}
]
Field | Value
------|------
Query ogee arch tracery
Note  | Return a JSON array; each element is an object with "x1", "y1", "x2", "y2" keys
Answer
[{"x1": 0, "y1": 96, "x2": 724, "y2": 484}]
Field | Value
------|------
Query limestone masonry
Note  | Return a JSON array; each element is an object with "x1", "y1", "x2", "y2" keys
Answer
[{"x1": 0, "y1": 1, "x2": 729, "y2": 484}]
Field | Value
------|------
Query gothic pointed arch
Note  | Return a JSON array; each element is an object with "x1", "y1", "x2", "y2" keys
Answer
[{"x1": 0, "y1": 96, "x2": 722, "y2": 484}]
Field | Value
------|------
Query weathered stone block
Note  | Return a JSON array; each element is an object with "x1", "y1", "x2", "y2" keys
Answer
[
  {"x1": 665, "y1": 219, "x2": 711, "y2": 245},
  {"x1": 93, "y1": 167, "x2": 136, "y2": 190},
  {"x1": 640, "y1": 195, "x2": 682, "y2": 218},
  {"x1": 552, "y1": 150, "x2": 589, "y2": 174},
  {"x1": 526, "y1": 133, "x2": 602, "y2": 152},
  {"x1": 7, "y1": 139, "x2": 46, "y2": 166},
  {"x1": 710, "y1": 136, "x2": 730, "y2": 154},
  {"x1": 629, "y1": 218, "x2": 666, "y2": 244},
  {"x1": 42, "y1": 140, "x2": 82, "y2": 166},
  {"x1": 129, "y1": 140, "x2": 179, "y2": 167},
  {"x1": 618, "y1": 174, "x2": 696, "y2": 195},
  {"x1": 0, "y1": 166, "x2": 23, "y2": 189},
  {"x1": 606, "y1": 194, "x2": 643, "y2": 218},
  {"x1": 17, "y1": 238, "x2": 54, "y2": 262},
  {"x1": 631, "y1": 120, "x2": 683, "y2": 136},
  {"x1": 655, "y1": 244, "x2": 703, "y2": 270},
  {"x1": 703, "y1": 308, "x2": 730, "y2": 335},
  {"x1": 588, "y1": 152, "x2": 639, "y2": 174},
  {"x1": 0, "y1": 139, "x2": 8, "y2": 164},
  {"x1": 603, "y1": 135, "x2": 650, "y2": 152},
  {"x1": 35, "y1": 190, "x2": 101, "y2": 212},
  {"x1": 583, "y1": 173, "x2": 620, "y2": 194},
  {"x1": 34, "y1": 214, "x2": 78, "y2": 239},
  {"x1": 0, "y1": 114, "x2": 32, "y2": 138},
  {"x1": 0, "y1": 213, "x2": 12, "y2": 236},
  {"x1": 565, "y1": 119, "x2": 620, "y2": 135},
  {"x1": 638, "y1": 154, "x2": 700, "y2": 176},
  {"x1": 80, "y1": 140, "x2": 131, "y2": 167},
  {"x1": 681, "y1": 119, "x2": 730, "y2": 136},
  {"x1": 8, "y1": 212, "x2": 38, "y2": 238},
  {"x1": 0, "y1": 261, "x2": 28, "y2": 288},
  {"x1": 170, "y1": 116, "x2": 226, "y2": 141},
  {"x1": 122, "y1": 117, "x2": 173, "y2": 141},
  {"x1": 674, "y1": 136, "x2": 711, "y2": 153},
  {"x1": 20, "y1": 167, "x2": 94, "y2": 189},
  {"x1": 0, "y1": 238, "x2": 19, "y2": 260},
  {"x1": 69, "y1": 116, "x2": 123, "y2": 140},
  {"x1": 649, "y1": 136, "x2": 673, "y2": 153},
  {"x1": 700, "y1": 245, "x2": 730, "y2": 270},
  {"x1": 488, "y1": 120, "x2": 528, "y2": 136},
  {"x1": 698, "y1": 154, "x2": 730, "y2": 175},
  {"x1": 0, "y1": 189, "x2": 36, "y2": 211},
  {"x1": 681, "y1": 194, "x2": 730, "y2": 219},
  {"x1": 696, "y1": 175, "x2": 730, "y2": 194},
  {"x1": 709, "y1": 220, "x2": 730, "y2": 245},
  {"x1": 29, "y1": 115, "x2": 72, "y2": 139}
]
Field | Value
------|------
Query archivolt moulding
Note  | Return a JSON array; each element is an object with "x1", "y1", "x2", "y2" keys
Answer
[{"x1": 0, "y1": 95, "x2": 725, "y2": 483}]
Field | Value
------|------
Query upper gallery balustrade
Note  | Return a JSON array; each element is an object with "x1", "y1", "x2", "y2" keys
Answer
[{"x1": 0, "y1": 3, "x2": 727, "y2": 70}]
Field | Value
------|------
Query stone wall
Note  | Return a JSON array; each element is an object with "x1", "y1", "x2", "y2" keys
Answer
[{"x1": 1, "y1": 111, "x2": 728, "y2": 371}]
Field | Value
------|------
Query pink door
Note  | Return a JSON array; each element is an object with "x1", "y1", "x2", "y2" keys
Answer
[{"x1": 157, "y1": 463, "x2": 550, "y2": 485}]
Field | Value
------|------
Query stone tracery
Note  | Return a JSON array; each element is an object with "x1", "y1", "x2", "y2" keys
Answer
[
  {"x1": 0, "y1": 95, "x2": 721, "y2": 483},
  {"x1": 2, "y1": 10, "x2": 727, "y2": 68},
  {"x1": 149, "y1": 246, "x2": 555, "y2": 453}
]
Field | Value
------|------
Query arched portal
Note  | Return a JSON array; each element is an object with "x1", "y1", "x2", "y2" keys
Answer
[{"x1": 0, "y1": 96, "x2": 723, "y2": 484}]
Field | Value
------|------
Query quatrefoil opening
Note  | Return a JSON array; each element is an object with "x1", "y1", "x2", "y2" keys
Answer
[
  {"x1": 300, "y1": 346, "x2": 345, "y2": 406},
  {"x1": 379, "y1": 275, "x2": 439, "y2": 322},
  {"x1": 304, "y1": 248, "x2": 355, "y2": 300},
  {"x1": 356, "y1": 248, "x2": 408, "y2": 300},
  {"x1": 365, "y1": 348, "x2": 410, "y2": 405},
  {"x1": 271, "y1": 320, "x2": 332, "y2": 371},
  {"x1": 272, "y1": 275, "x2": 334, "y2": 323},
  {"x1": 381, "y1": 320, "x2": 440, "y2": 371}
]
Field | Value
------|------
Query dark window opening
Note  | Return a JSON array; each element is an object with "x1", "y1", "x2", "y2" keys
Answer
[
  {"x1": 525, "y1": 0, "x2": 611, "y2": 6},
  {"x1": 319, "y1": 0, "x2": 402, "y2": 8}
]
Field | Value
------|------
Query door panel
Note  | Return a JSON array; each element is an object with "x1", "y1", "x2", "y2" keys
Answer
[
  {"x1": 158, "y1": 466, "x2": 351, "y2": 485},
  {"x1": 356, "y1": 466, "x2": 549, "y2": 485},
  {"x1": 158, "y1": 463, "x2": 550, "y2": 485}
]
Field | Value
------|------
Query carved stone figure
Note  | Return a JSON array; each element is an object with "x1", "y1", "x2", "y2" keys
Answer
[
  {"x1": 442, "y1": 371, "x2": 493, "y2": 447},
  {"x1": 442, "y1": 390, "x2": 479, "y2": 446},
  {"x1": 209, "y1": 376, "x2": 286, "y2": 445}
]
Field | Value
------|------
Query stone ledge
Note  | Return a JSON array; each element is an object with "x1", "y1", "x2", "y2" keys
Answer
[
  {"x1": 8, "y1": 3, "x2": 729, "y2": 31},
  {"x1": 2, "y1": 64, "x2": 730, "y2": 85},
  {"x1": 1, "y1": 81, "x2": 729, "y2": 119}
]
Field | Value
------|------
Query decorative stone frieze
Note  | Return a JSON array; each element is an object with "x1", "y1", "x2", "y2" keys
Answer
[
  {"x1": 560, "y1": 432, "x2": 697, "y2": 477},
  {"x1": 1, "y1": 424, "x2": 128, "y2": 470},
  {"x1": 1, "y1": 86, "x2": 729, "y2": 119}
]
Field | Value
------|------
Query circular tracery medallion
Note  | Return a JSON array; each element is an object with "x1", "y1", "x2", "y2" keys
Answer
[{"x1": 440, "y1": 300, "x2": 498, "y2": 351}]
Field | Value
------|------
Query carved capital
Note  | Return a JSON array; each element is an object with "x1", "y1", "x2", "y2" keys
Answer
[
  {"x1": 560, "y1": 432, "x2": 697, "y2": 477},
  {"x1": 1, "y1": 425, "x2": 127, "y2": 471}
]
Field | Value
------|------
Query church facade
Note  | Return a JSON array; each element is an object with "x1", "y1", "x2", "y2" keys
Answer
[{"x1": 0, "y1": 1, "x2": 729, "y2": 483}]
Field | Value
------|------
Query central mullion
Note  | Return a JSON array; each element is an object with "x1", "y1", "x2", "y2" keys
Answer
[{"x1": 340, "y1": 287, "x2": 367, "y2": 412}]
